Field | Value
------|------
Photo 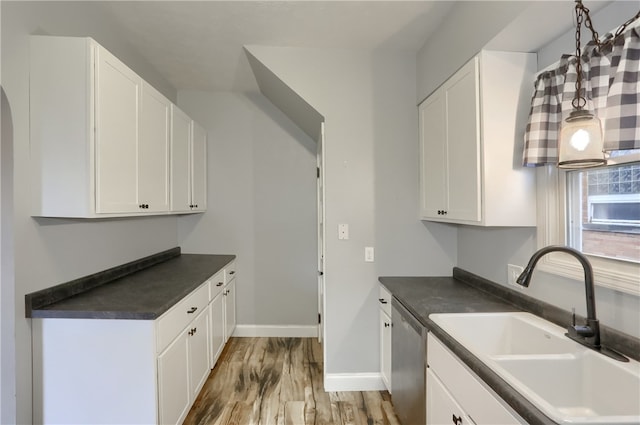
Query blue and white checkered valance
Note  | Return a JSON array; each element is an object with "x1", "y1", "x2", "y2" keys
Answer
[{"x1": 523, "y1": 24, "x2": 640, "y2": 167}]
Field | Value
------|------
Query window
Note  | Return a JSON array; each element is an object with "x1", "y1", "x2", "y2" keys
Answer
[
  {"x1": 566, "y1": 151, "x2": 640, "y2": 264},
  {"x1": 536, "y1": 151, "x2": 640, "y2": 296}
]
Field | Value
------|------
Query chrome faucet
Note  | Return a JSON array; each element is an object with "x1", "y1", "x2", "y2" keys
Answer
[{"x1": 517, "y1": 245, "x2": 628, "y2": 362}]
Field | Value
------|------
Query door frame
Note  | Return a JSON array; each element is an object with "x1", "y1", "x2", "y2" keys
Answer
[{"x1": 316, "y1": 122, "x2": 325, "y2": 344}]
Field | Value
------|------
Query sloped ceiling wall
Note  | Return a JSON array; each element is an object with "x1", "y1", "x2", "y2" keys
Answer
[{"x1": 245, "y1": 47, "x2": 324, "y2": 142}]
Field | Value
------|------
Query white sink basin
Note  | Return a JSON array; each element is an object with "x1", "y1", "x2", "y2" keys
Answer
[
  {"x1": 494, "y1": 352, "x2": 640, "y2": 421},
  {"x1": 430, "y1": 312, "x2": 640, "y2": 424},
  {"x1": 429, "y1": 312, "x2": 576, "y2": 355}
]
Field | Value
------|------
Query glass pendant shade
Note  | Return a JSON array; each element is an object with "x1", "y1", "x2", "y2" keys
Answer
[{"x1": 558, "y1": 109, "x2": 606, "y2": 168}]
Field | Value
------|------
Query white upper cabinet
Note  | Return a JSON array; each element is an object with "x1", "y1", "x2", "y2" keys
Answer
[
  {"x1": 170, "y1": 105, "x2": 192, "y2": 213},
  {"x1": 419, "y1": 51, "x2": 537, "y2": 226},
  {"x1": 170, "y1": 106, "x2": 207, "y2": 213},
  {"x1": 419, "y1": 86, "x2": 449, "y2": 220},
  {"x1": 139, "y1": 82, "x2": 171, "y2": 213},
  {"x1": 190, "y1": 121, "x2": 208, "y2": 212},
  {"x1": 94, "y1": 47, "x2": 141, "y2": 214},
  {"x1": 30, "y1": 35, "x2": 205, "y2": 218}
]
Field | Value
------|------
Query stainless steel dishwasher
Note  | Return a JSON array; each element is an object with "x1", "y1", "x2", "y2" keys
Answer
[{"x1": 391, "y1": 298, "x2": 426, "y2": 425}]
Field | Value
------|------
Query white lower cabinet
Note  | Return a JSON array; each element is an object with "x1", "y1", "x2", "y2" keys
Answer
[
  {"x1": 158, "y1": 330, "x2": 190, "y2": 425},
  {"x1": 380, "y1": 310, "x2": 392, "y2": 391},
  {"x1": 188, "y1": 307, "x2": 211, "y2": 398},
  {"x1": 378, "y1": 285, "x2": 392, "y2": 392},
  {"x1": 208, "y1": 261, "x2": 236, "y2": 367},
  {"x1": 426, "y1": 333, "x2": 523, "y2": 424},
  {"x1": 210, "y1": 291, "x2": 226, "y2": 366},
  {"x1": 33, "y1": 261, "x2": 237, "y2": 425},
  {"x1": 427, "y1": 369, "x2": 473, "y2": 425},
  {"x1": 224, "y1": 278, "x2": 237, "y2": 342},
  {"x1": 151, "y1": 290, "x2": 213, "y2": 425}
]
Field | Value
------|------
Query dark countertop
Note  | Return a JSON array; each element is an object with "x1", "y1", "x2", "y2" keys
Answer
[
  {"x1": 380, "y1": 268, "x2": 640, "y2": 425},
  {"x1": 378, "y1": 276, "x2": 520, "y2": 325},
  {"x1": 26, "y1": 248, "x2": 235, "y2": 320}
]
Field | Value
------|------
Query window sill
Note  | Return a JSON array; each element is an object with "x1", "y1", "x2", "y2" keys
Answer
[
  {"x1": 536, "y1": 250, "x2": 640, "y2": 297},
  {"x1": 582, "y1": 223, "x2": 640, "y2": 234}
]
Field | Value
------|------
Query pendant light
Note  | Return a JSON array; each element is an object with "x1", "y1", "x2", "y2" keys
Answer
[{"x1": 558, "y1": 0, "x2": 606, "y2": 169}]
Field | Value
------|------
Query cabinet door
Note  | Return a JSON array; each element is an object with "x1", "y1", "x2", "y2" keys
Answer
[
  {"x1": 419, "y1": 89, "x2": 447, "y2": 220},
  {"x1": 445, "y1": 58, "x2": 481, "y2": 222},
  {"x1": 95, "y1": 46, "x2": 141, "y2": 214},
  {"x1": 380, "y1": 310, "x2": 392, "y2": 392},
  {"x1": 157, "y1": 330, "x2": 190, "y2": 425},
  {"x1": 224, "y1": 279, "x2": 236, "y2": 342},
  {"x1": 139, "y1": 82, "x2": 170, "y2": 212},
  {"x1": 210, "y1": 291, "x2": 225, "y2": 367},
  {"x1": 427, "y1": 369, "x2": 473, "y2": 425},
  {"x1": 190, "y1": 121, "x2": 207, "y2": 211},
  {"x1": 170, "y1": 105, "x2": 192, "y2": 212},
  {"x1": 189, "y1": 307, "x2": 211, "y2": 398}
]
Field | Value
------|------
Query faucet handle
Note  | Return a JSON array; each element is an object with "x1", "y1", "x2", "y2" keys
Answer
[
  {"x1": 569, "y1": 324, "x2": 595, "y2": 338},
  {"x1": 572, "y1": 307, "x2": 576, "y2": 326}
]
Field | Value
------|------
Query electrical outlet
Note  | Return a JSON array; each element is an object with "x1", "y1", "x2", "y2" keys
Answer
[
  {"x1": 338, "y1": 224, "x2": 349, "y2": 240},
  {"x1": 507, "y1": 264, "x2": 524, "y2": 287}
]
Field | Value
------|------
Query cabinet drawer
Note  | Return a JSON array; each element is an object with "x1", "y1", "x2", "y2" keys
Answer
[
  {"x1": 209, "y1": 270, "x2": 225, "y2": 299},
  {"x1": 224, "y1": 261, "x2": 236, "y2": 284},
  {"x1": 378, "y1": 285, "x2": 391, "y2": 316},
  {"x1": 427, "y1": 333, "x2": 522, "y2": 424},
  {"x1": 157, "y1": 283, "x2": 209, "y2": 353}
]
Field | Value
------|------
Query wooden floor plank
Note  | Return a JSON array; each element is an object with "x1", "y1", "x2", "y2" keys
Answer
[
  {"x1": 382, "y1": 401, "x2": 401, "y2": 425},
  {"x1": 183, "y1": 337, "x2": 401, "y2": 425},
  {"x1": 283, "y1": 401, "x2": 306, "y2": 425},
  {"x1": 362, "y1": 391, "x2": 387, "y2": 425}
]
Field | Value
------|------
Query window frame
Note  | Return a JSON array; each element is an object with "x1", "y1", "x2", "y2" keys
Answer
[
  {"x1": 587, "y1": 194, "x2": 640, "y2": 226},
  {"x1": 536, "y1": 157, "x2": 640, "y2": 297}
]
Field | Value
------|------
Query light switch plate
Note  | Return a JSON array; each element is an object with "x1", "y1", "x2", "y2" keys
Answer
[{"x1": 365, "y1": 247, "x2": 374, "y2": 262}]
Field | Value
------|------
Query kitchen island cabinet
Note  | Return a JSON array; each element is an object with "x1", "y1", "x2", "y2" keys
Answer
[{"x1": 27, "y1": 248, "x2": 236, "y2": 425}]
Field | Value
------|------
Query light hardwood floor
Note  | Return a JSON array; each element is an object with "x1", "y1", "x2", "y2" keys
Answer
[{"x1": 183, "y1": 337, "x2": 401, "y2": 425}]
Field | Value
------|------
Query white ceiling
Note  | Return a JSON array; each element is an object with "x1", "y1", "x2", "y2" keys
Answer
[{"x1": 98, "y1": 1, "x2": 456, "y2": 93}]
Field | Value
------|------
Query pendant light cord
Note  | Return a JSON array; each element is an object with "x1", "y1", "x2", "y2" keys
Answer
[
  {"x1": 573, "y1": 0, "x2": 640, "y2": 111},
  {"x1": 573, "y1": 1, "x2": 587, "y2": 111}
]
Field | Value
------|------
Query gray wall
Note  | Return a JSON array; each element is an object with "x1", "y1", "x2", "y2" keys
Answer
[
  {"x1": 416, "y1": 1, "x2": 528, "y2": 102},
  {"x1": 417, "y1": 0, "x2": 640, "y2": 339},
  {"x1": 246, "y1": 46, "x2": 457, "y2": 376},
  {"x1": 1, "y1": 3, "x2": 179, "y2": 423},
  {"x1": 176, "y1": 90, "x2": 318, "y2": 328}
]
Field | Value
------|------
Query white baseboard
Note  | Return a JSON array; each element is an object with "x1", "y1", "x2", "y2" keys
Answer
[
  {"x1": 233, "y1": 325, "x2": 318, "y2": 338},
  {"x1": 324, "y1": 373, "x2": 386, "y2": 392}
]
